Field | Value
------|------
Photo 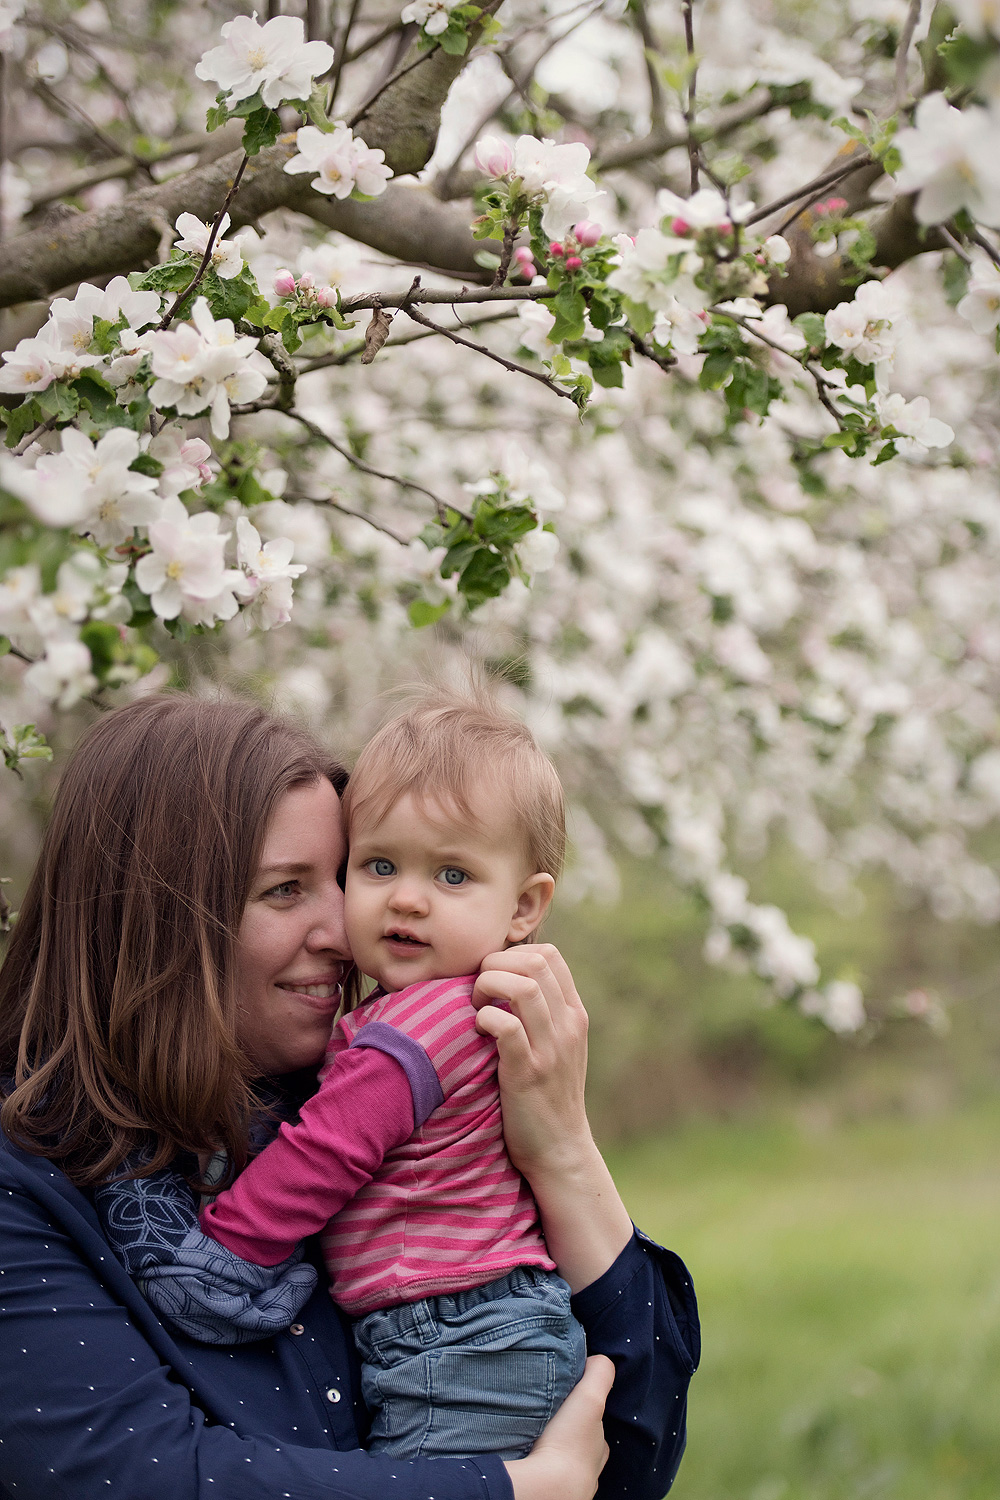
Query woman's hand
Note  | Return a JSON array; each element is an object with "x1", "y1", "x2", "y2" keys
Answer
[
  {"x1": 504, "y1": 1355, "x2": 615, "y2": 1500},
  {"x1": 472, "y1": 943, "x2": 590, "y2": 1180},
  {"x1": 473, "y1": 944, "x2": 633, "y2": 1292}
]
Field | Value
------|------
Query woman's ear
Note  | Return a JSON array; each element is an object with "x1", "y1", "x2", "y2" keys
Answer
[{"x1": 506, "y1": 873, "x2": 556, "y2": 944}]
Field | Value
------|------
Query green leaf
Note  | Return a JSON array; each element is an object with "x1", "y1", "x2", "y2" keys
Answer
[
  {"x1": 34, "y1": 383, "x2": 80, "y2": 422},
  {"x1": 592, "y1": 360, "x2": 624, "y2": 389},
  {"x1": 793, "y1": 311, "x2": 827, "y2": 352},
  {"x1": 303, "y1": 83, "x2": 336, "y2": 132},
  {"x1": 438, "y1": 23, "x2": 470, "y2": 54},
  {"x1": 130, "y1": 452, "x2": 164, "y2": 478},
  {"x1": 623, "y1": 297, "x2": 655, "y2": 339},
  {"x1": 242, "y1": 106, "x2": 283, "y2": 157},
  {"x1": 80, "y1": 620, "x2": 121, "y2": 680},
  {"x1": 200, "y1": 265, "x2": 261, "y2": 324},
  {"x1": 408, "y1": 598, "x2": 451, "y2": 628},
  {"x1": 206, "y1": 100, "x2": 230, "y2": 133},
  {"x1": 549, "y1": 284, "x2": 586, "y2": 343},
  {"x1": 236, "y1": 471, "x2": 273, "y2": 507},
  {"x1": 872, "y1": 440, "x2": 898, "y2": 466},
  {"x1": 822, "y1": 430, "x2": 856, "y2": 449},
  {"x1": 938, "y1": 31, "x2": 997, "y2": 90},
  {"x1": 138, "y1": 258, "x2": 196, "y2": 294},
  {"x1": 457, "y1": 545, "x2": 511, "y2": 608},
  {"x1": 474, "y1": 249, "x2": 502, "y2": 270},
  {"x1": 700, "y1": 350, "x2": 735, "y2": 391},
  {"x1": 2, "y1": 399, "x2": 41, "y2": 450}
]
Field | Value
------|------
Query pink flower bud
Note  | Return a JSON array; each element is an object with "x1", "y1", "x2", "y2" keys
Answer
[
  {"x1": 297, "y1": 271, "x2": 314, "y2": 291},
  {"x1": 315, "y1": 285, "x2": 337, "y2": 307},
  {"x1": 514, "y1": 245, "x2": 534, "y2": 265},
  {"x1": 517, "y1": 259, "x2": 538, "y2": 280},
  {"x1": 671, "y1": 217, "x2": 690, "y2": 235},
  {"x1": 474, "y1": 136, "x2": 514, "y2": 178},
  {"x1": 549, "y1": 241, "x2": 565, "y2": 257},
  {"x1": 573, "y1": 220, "x2": 602, "y2": 246},
  {"x1": 717, "y1": 219, "x2": 732, "y2": 234},
  {"x1": 564, "y1": 255, "x2": 582, "y2": 271},
  {"x1": 273, "y1": 268, "x2": 296, "y2": 297},
  {"x1": 826, "y1": 196, "x2": 848, "y2": 213}
]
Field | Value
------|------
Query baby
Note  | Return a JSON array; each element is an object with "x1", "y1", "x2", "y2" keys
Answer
[{"x1": 196, "y1": 690, "x2": 586, "y2": 1459}]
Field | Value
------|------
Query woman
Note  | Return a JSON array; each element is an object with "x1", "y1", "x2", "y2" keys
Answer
[{"x1": 0, "y1": 695, "x2": 698, "y2": 1500}]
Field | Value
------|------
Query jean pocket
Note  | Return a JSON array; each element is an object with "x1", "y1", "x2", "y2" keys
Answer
[{"x1": 427, "y1": 1346, "x2": 556, "y2": 1434}]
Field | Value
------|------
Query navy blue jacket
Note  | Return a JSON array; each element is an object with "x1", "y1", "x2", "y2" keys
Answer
[{"x1": 0, "y1": 1132, "x2": 698, "y2": 1500}]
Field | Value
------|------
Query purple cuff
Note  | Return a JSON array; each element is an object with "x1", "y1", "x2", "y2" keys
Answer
[{"x1": 349, "y1": 1021, "x2": 444, "y2": 1127}]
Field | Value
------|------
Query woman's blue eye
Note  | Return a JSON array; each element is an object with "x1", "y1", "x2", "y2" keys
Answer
[
  {"x1": 371, "y1": 858, "x2": 395, "y2": 877},
  {"x1": 441, "y1": 867, "x2": 467, "y2": 886},
  {"x1": 268, "y1": 881, "x2": 298, "y2": 899}
]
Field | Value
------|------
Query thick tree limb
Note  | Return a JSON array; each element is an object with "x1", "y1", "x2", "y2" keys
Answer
[
  {"x1": 0, "y1": 0, "x2": 503, "y2": 308},
  {"x1": 0, "y1": 134, "x2": 494, "y2": 307}
]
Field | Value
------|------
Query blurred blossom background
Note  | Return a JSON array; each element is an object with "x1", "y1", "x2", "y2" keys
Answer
[{"x1": 1, "y1": 0, "x2": 1000, "y2": 1493}]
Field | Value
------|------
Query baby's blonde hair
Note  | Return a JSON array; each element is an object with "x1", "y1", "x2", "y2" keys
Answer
[{"x1": 342, "y1": 685, "x2": 566, "y2": 880}]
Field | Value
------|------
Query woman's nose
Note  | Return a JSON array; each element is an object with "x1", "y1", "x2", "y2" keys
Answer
[{"x1": 306, "y1": 884, "x2": 351, "y2": 957}]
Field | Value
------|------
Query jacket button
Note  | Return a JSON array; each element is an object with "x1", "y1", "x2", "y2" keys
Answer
[
  {"x1": 326, "y1": 1387, "x2": 342, "y2": 1403},
  {"x1": 289, "y1": 1324, "x2": 305, "y2": 1336}
]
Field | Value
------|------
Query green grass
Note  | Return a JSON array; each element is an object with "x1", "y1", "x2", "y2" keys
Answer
[{"x1": 607, "y1": 1102, "x2": 1000, "y2": 1500}]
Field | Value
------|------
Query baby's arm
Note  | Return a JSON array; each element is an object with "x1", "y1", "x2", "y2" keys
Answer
[{"x1": 202, "y1": 1027, "x2": 440, "y2": 1264}]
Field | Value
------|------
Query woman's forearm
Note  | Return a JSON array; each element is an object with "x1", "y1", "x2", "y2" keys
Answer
[{"x1": 525, "y1": 1136, "x2": 633, "y2": 1294}]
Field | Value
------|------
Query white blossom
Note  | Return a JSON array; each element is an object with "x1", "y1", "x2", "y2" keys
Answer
[
  {"x1": 949, "y1": 0, "x2": 1000, "y2": 38},
  {"x1": 134, "y1": 498, "x2": 245, "y2": 624},
  {"x1": 29, "y1": 553, "x2": 129, "y2": 641},
  {"x1": 0, "y1": 564, "x2": 42, "y2": 652},
  {"x1": 763, "y1": 234, "x2": 791, "y2": 265},
  {"x1": 876, "y1": 392, "x2": 954, "y2": 450},
  {"x1": 895, "y1": 93, "x2": 1000, "y2": 227},
  {"x1": 284, "y1": 124, "x2": 392, "y2": 200},
  {"x1": 957, "y1": 269, "x2": 1000, "y2": 334},
  {"x1": 173, "y1": 212, "x2": 245, "y2": 280},
  {"x1": 800, "y1": 979, "x2": 866, "y2": 1033},
  {"x1": 23, "y1": 637, "x2": 97, "y2": 709},
  {"x1": 50, "y1": 277, "x2": 162, "y2": 337},
  {"x1": 607, "y1": 227, "x2": 704, "y2": 314},
  {"x1": 401, "y1": 0, "x2": 458, "y2": 34},
  {"x1": 148, "y1": 425, "x2": 214, "y2": 497},
  {"x1": 518, "y1": 526, "x2": 560, "y2": 574},
  {"x1": 195, "y1": 13, "x2": 333, "y2": 110},
  {"x1": 651, "y1": 299, "x2": 707, "y2": 356},
  {"x1": 757, "y1": 303, "x2": 807, "y2": 353},
  {"x1": 236, "y1": 516, "x2": 306, "y2": 629},
  {"x1": 143, "y1": 298, "x2": 267, "y2": 440},
  {"x1": 511, "y1": 136, "x2": 605, "y2": 239},
  {"x1": 516, "y1": 299, "x2": 557, "y2": 359},
  {"x1": 824, "y1": 279, "x2": 899, "y2": 365},
  {"x1": 657, "y1": 187, "x2": 754, "y2": 231}
]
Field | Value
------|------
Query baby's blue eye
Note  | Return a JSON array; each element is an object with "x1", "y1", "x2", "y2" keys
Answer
[
  {"x1": 370, "y1": 858, "x2": 395, "y2": 877},
  {"x1": 441, "y1": 867, "x2": 467, "y2": 886}
]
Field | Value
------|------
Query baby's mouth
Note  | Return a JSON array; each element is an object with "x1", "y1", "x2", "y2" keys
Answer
[{"x1": 384, "y1": 931, "x2": 428, "y2": 948}]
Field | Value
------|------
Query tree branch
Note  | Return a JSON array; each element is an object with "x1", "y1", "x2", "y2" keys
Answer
[
  {"x1": 286, "y1": 406, "x2": 456, "y2": 517},
  {"x1": 593, "y1": 86, "x2": 786, "y2": 173},
  {"x1": 400, "y1": 303, "x2": 579, "y2": 402}
]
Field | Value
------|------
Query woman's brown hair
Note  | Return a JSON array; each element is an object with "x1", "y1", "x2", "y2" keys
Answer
[{"x1": 0, "y1": 694, "x2": 347, "y2": 1187}]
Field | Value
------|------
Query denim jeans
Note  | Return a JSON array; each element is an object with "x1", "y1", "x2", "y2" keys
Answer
[{"x1": 353, "y1": 1266, "x2": 587, "y2": 1459}]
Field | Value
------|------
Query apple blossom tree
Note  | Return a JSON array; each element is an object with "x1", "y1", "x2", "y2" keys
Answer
[{"x1": 0, "y1": 0, "x2": 999, "y2": 1031}]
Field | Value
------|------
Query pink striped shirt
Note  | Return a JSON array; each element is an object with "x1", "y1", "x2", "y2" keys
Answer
[
  {"x1": 319, "y1": 977, "x2": 553, "y2": 1314},
  {"x1": 201, "y1": 976, "x2": 553, "y2": 1316}
]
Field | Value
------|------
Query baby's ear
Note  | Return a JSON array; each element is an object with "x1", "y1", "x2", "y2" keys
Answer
[{"x1": 506, "y1": 873, "x2": 555, "y2": 943}]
